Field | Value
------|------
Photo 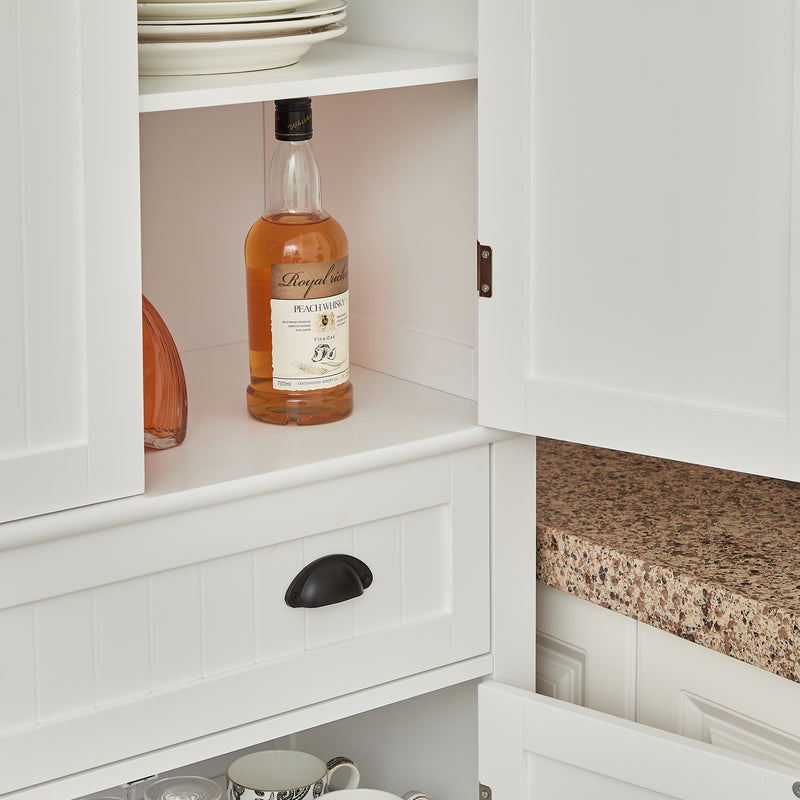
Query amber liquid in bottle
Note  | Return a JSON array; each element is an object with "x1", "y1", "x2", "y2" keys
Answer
[
  {"x1": 245, "y1": 97, "x2": 353, "y2": 425},
  {"x1": 142, "y1": 295, "x2": 188, "y2": 448},
  {"x1": 246, "y1": 212, "x2": 352, "y2": 424}
]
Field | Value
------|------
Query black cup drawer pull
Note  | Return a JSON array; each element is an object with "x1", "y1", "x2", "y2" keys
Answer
[{"x1": 285, "y1": 554, "x2": 373, "y2": 609}]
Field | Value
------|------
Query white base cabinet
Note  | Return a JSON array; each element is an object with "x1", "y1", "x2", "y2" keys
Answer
[
  {"x1": 81, "y1": 681, "x2": 483, "y2": 800},
  {"x1": 536, "y1": 583, "x2": 637, "y2": 720},
  {"x1": 638, "y1": 624, "x2": 800, "y2": 774},
  {"x1": 0, "y1": 437, "x2": 506, "y2": 799},
  {"x1": 537, "y1": 584, "x2": 800, "y2": 779},
  {"x1": 78, "y1": 678, "x2": 800, "y2": 800},
  {"x1": 480, "y1": 682, "x2": 800, "y2": 800}
]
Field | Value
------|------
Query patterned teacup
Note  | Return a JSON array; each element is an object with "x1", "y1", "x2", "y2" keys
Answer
[{"x1": 227, "y1": 750, "x2": 359, "y2": 799}]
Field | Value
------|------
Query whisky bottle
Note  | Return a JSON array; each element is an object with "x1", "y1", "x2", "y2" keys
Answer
[
  {"x1": 142, "y1": 295, "x2": 188, "y2": 448},
  {"x1": 245, "y1": 97, "x2": 353, "y2": 424}
]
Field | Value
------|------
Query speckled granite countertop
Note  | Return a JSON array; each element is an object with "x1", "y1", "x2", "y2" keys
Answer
[{"x1": 536, "y1": 437, "x2": 800, "y2": 683}]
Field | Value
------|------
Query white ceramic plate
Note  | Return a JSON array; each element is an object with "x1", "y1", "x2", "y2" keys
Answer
[
  {"x1": 138, "y1": 0, "x2": 344, "y2": 25},
  {"x1": 138, "y1": 23, "x2": 345, "y2": 74},
  {"x1": 138, "y1": 0, "x2": 321, "y2": 20},
  {"x1": 139, "y1": 9, "x2": 345, "y2": 41}
]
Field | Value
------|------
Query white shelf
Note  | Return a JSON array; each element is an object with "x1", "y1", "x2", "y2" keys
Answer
[
  {"x1": 138, "y1": 40, "x2": 477, "y2": 112},
  {"x1": 0, "y1": 342, "x2": 504, "y2": 550},
  {"x1": 145, "y1": 341, "x2": 496, "y2": 499}
]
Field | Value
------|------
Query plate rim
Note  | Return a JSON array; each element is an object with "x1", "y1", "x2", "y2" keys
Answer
[
  {"x1": 138, "y1": 14, "x2": 345, "y2": 42},
  {"x1": 137, "y1": 21, "x2": 345, "y2": 49},
  {"x1": 138, "y1": 0, "x2": 345, "y2": 24},
  {"x1": 137, "y1": 23, "x2": 346, "y2": 74},
  {"x1": 137, "y1": 0, "x2": 324, "y2": 18}
]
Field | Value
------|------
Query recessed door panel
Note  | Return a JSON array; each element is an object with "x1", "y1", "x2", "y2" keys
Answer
[
  {"x1": 478, "y1": 0, "x2": 799, "y2": 479},
  {"x1": 479, "y1": 682, "x2": 800, "y2": 799},
  {"x1": 1, "y1": 0, "x2": 143, "y2": 522}
]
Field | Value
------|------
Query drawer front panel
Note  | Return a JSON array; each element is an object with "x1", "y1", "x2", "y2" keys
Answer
[
  {"x1": 0, "y1": 454, "x2": 453, "y2": 610},
  {"x1": 0, "y1": 447, "x2": 489, "y2": 795}
]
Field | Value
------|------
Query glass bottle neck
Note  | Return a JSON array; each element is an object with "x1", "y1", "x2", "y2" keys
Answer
[{"x1": 267, "y1": 139, "x2": 327, "y2": 218}]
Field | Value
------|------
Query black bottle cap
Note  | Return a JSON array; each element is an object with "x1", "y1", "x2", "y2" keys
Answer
[{"x1": 275, "y1": 97, "x2": 313, "y2": 141}]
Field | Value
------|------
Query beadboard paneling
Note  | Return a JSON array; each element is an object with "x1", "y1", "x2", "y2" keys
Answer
[{"x1": 0, "y1": 447, "x2": 490, "y2": 795}]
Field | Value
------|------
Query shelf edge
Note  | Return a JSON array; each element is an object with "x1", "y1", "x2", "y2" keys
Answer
[{"x1": 138, "y1": 42, "x2": 477, "y2": 113}]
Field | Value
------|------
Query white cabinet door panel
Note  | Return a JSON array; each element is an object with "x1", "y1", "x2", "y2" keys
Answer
[
  {"x1": 1, "y1": 0, "x2": 143, "y2": 523},
  {"x1": 638, "y1": 623, "x2": 800, "y2": 771},
  {"x1": 536, "y1": 583, "x2": 637, "y2": 719},
  {"x1": 478, "y1": 0, "x2": 800, "y2": 480},
  {"x1": 479, "y1": 681, "x2": 800, "y2": 799}
]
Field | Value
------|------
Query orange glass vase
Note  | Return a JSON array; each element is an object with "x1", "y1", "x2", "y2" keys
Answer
[{"x1": 142, "y1": 295, "x2": 187, "y2": 449}]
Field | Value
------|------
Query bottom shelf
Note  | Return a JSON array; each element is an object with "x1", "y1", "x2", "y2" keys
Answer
[{"x1": 75, "y1": 677, "x2": 484, "y2": 800}]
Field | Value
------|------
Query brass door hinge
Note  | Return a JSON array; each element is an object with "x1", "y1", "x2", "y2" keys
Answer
[
  {"x1": 477, "y1": 242, "x2": 492, "y2": 297},
  {"x1": 479, "y1": 783, "x2": 492, "y2": 800}
]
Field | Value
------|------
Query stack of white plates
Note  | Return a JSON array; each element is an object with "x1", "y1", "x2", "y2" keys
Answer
[{"x1": 138, "y1": 0, "x2": 347, "y2": 76}]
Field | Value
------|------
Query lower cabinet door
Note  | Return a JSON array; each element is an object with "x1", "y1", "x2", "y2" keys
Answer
[{"x1": 479, "y1": 681, "x2": 800, "y2": 799}]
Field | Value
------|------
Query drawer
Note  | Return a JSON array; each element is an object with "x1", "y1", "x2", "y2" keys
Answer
[{"x1": 0, "y1": 447, "x2": 490, "y2": 796}]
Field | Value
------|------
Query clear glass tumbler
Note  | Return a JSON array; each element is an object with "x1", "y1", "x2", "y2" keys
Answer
[{"x1": 143, "y1": 776, "x2": 222, "y2": 800}]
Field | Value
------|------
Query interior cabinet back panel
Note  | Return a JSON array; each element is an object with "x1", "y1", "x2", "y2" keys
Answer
[
  {"x1": 0, "y1": 448, "x2": 489, "y2": 795},
  {"x1": 342, "y1": 0, "x2": 476, "y2": 55},
  {"x1": 139, "y1": 83, "x2": 478, "y2": 400},
  {"x1": 315, "y1": 85, "x2": 478, "y2": 399},
  {"x1": 139, "y1": 103, "x2": 264, "y2": 355}
]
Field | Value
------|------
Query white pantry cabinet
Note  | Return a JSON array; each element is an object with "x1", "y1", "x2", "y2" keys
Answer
[
  {"x1": 480, "y1": 682, "x2": 800, "y2": 800},
  {"x1": 3, "y1": 0, "x2": 800, "y2": 799},
  {"x1": 8, "y1": 0, "x2": 800, "y2": 521},
  {"x1": 535, "y1": 586, "x2": 800, "y2": 789}
]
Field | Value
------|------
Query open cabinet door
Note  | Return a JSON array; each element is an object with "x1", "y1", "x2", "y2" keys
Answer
[
  {"x1": 479, "y1": 681, "x2": 800, "y2": 799},
  {"x1": 477, "y1": 0, "x2": 800, "y2": 481}
]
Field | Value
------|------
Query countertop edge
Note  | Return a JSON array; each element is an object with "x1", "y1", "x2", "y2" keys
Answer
[{"x1": 537, "y1": 524, "x2": 800, "y2": 684}]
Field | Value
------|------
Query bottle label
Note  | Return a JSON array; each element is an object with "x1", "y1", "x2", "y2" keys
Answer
[{"x1": 270, "y1": 256, "x2": 349, "y2": 392}]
